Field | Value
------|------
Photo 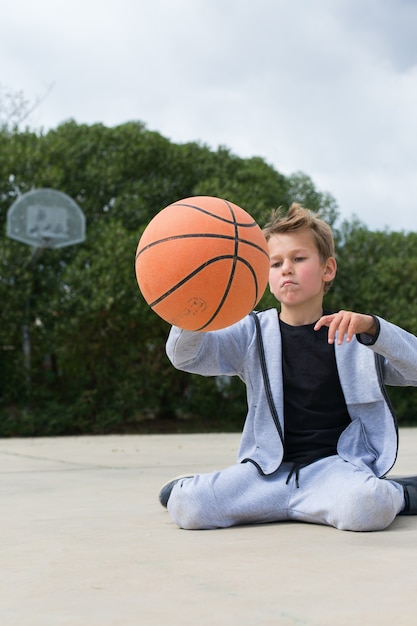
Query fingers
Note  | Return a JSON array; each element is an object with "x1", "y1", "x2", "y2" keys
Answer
[
  {"x1": 314, "y1": 311, "x2": 359, "y2": 345},
  {"x1": 333, "y1": 311, "x2": 356, "y2": 344},
  {"x1": 314, "y1": 314, "x2": 336, "y2": 332}
]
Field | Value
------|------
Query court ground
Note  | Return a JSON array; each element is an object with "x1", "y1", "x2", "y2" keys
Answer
[{"x1": 1, "y1": 429, "x2": 417, "y2": 625}]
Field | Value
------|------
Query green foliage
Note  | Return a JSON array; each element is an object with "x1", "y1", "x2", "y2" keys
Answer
[
  {"x1": 0, "y1": 121, "x2": 299, "y2": 435},
  {"x1": 328, "y1": 220, "x2": 417, "y2": 332},
  {"x1": 1, "y1": 120, "x2": 416, "y2": 434}
]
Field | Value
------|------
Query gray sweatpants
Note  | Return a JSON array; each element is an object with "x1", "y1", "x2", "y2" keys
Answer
[{"x1": 167, "y1": 455, "x2": 405, "y2": 532}]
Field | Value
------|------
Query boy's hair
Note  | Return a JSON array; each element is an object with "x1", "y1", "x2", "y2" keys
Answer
[{"x1": 263, "y1": 203, "x2": 335, "y2": 293}]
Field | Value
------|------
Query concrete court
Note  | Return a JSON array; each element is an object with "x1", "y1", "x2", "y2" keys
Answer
[{"x1": 1, "y1": 429, "x2": 417, "y2": 626}]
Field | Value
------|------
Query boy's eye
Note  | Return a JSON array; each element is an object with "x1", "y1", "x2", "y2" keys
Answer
[{"x1": 270, "y1": 256, "x2": 307, "y2": 268}]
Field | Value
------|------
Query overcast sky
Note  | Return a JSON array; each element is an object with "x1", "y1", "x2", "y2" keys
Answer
[{"x1": 2, "y1": 0, "x2": 417, "y2": 231}]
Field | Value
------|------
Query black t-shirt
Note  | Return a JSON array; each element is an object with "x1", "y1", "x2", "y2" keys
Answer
[{"x1": 279, "y1": 316, "x2": 351, "y2": 464}]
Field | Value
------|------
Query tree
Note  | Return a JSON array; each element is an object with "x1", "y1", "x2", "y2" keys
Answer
[
  {"x1": 0, "y1": 83, "x2": 54, "y2": 130},
  {"x1": 0, "y1": 120, "x2": 338, "y2": 435}
]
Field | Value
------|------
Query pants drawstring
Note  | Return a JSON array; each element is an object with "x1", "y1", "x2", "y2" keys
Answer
[
  {"x1": 286, "y1": 462, "x2": 302, "y2": 488},
  {"x1": 286, "y1": 457, "x2": 325, "y2": 488}
]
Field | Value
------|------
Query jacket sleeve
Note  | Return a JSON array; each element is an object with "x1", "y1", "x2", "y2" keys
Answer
[
  {"x1": 360, "y1": 316, "x2": 417, "y2": 386},
  {"x1": 165, "y1": 317, "x2": 255, "y2": 378}
]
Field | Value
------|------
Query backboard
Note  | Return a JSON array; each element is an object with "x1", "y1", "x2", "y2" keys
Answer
[{"x1": 6, "y1": 188, "x2": 86, "y2": 249}]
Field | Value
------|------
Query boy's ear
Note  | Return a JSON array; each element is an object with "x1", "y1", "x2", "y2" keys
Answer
[{"x1": 323, "y1": 256, "x2": 337, "y2": 282}]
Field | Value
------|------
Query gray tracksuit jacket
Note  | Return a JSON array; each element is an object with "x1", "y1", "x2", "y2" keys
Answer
[{"x1": 166, "y1": 309, "x2": 417, "y2": 478}]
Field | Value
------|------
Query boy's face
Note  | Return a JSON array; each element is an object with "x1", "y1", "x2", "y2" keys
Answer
[{"x1": 267, "y1": 230, "x2": 336, "y2": 313}]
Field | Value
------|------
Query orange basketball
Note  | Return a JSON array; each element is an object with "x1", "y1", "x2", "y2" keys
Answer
[{"x1": 135, "y1": 196, "x2": 270, "y2": 331}]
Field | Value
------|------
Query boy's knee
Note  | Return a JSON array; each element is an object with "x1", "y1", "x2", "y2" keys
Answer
[
  {"x1": 334, "y1": 479, "x2": 399, "y2": 532},
  {"x1": 168, "y1": 500, "x2": 204, "y2": 530},
  {"x1": 167, "y1": 485, "x2": 215, "y2": 530}
]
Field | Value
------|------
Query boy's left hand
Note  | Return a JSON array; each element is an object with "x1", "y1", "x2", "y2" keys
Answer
[{"x1": 314, "y1": 311, "x2": 377, "y2": 345}]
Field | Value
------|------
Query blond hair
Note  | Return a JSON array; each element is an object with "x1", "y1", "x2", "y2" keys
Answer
[{"x1": 263, "y1": 203, "x2": 335, "y2": 293}]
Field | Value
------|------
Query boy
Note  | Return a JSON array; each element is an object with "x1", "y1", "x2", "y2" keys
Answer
[{"x1": 159, "y1": 203, "x2": 417, "y2": 531}]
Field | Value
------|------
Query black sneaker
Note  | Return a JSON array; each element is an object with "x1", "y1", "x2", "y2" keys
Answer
[
  {"x1": 390, "y1": 476, "x2": 417, "y2": 515},
  {"x1": 159, "y1": 475, "x2": 194, "y2": 508}
]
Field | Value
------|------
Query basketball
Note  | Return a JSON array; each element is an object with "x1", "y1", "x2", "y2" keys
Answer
[{"x1": 135, "y1": 196, "x2": 270, "y2": 331}]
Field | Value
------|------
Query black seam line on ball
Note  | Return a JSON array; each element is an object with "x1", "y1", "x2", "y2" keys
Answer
[
  {"x1": 195, "y1": 200, "x2": 256, "y2": 331},
  {"x1": 135, "y1": 232, "x2": 269, "y2": 260},
  {"x1": 172, "y1": 201, "x2": 258, "y2": 228},
  {"x1": 149, "y1": 254, "x2": 260, "y2": 307},
  {"x1": 192, "y1": 201, "x2": 239, "y2": 331}
]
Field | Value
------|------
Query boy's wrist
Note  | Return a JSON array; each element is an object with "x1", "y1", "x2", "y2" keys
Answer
[
  {"x1": 366, "y1": 315, "x2": 378, "y2": 336},
  {"x1": 357, "y1": 315, "x2": 380, "y2": 346}
]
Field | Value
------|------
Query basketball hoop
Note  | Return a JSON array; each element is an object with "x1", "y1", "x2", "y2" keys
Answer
[
  {"x1": 6, "y1": 188, "x2": 86, "y2": 249},
  {"x1": 5, "y1": 189, "x2": 87, "y2": 410}
]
